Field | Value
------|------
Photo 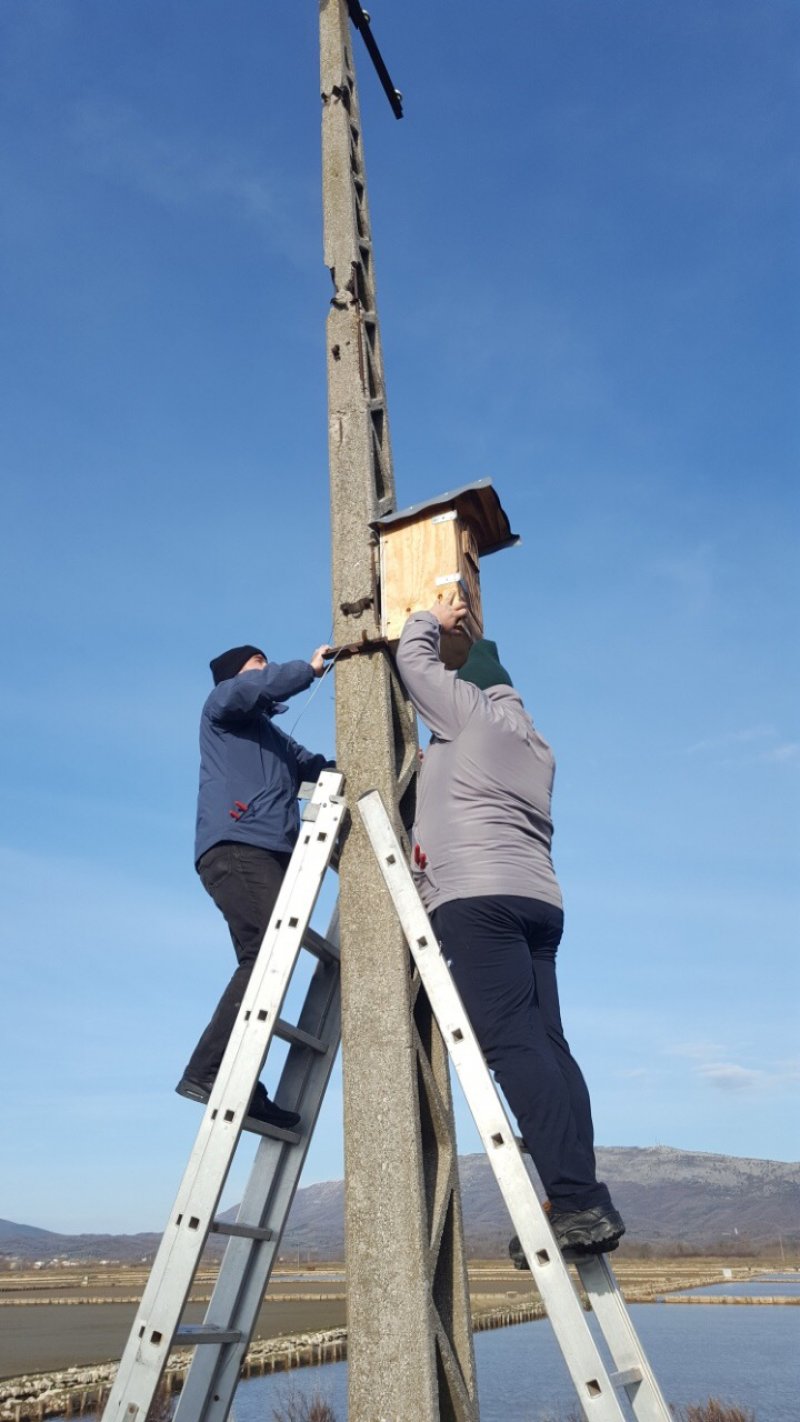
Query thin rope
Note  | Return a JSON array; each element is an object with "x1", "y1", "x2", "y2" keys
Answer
[{"x1": 286, "y1": 632, "x2": 343, "y2": 740}]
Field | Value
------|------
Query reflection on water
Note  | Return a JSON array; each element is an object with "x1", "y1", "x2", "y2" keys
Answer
[
  {"x1": 232, "y1": 1290, "x2": 800, "y2": 1422},
  {"x1": 672, "y1": 1271, "x2": 800, "y2": 1300}
]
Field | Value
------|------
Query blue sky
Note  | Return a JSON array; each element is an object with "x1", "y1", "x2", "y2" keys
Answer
[{"x1": 1, "y1": 1, "x2": 797, "y2": 1235}]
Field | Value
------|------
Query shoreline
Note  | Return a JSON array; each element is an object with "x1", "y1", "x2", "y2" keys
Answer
[
  {"x1": 4, "y1": 1297, "x2": 799, "y2": 1422},
  {"x1": 0, "y1": 1304, "x2": 548, "y2": 1422},
  {"x1": 2, "y1": 1261, "x2": 795, "y2": 1422}
]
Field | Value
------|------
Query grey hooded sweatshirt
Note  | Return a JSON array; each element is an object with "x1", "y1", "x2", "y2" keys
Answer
[{"x1": 396, "y1": 612, "x2": 562, "y2": 914}]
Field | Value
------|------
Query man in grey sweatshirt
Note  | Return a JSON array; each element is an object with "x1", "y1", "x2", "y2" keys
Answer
[{"x1": 396, "y1": 603, "x2": 624, "y2": 1259}]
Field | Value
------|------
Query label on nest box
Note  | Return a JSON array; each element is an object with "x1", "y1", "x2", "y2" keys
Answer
[
  {"x1": 435, "y1": 572, "x2": 463, "y2": 587},
  {"x1": 431, "y1": 510, "x2": 457, "y2": 524}
]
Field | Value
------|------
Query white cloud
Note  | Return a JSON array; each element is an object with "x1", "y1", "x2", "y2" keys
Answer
[
  {"x1": 0, "y1": 841, "x2": 214, "y2": 981},
  {"x1": 686, "y1": 724, "x2": 774, "y2": 755},
  {"x1": 692, "y1": 1055, "x2": 797, "y2": 1095},
  {"x1": 652, "y1": 542, "x2": 715, "y2": 612},
  {"x1": 68, "y1": 98, "x2": 313, "y2": 266},
  {"x1": 698, "y1": 1063, "x2": 766, "y2": 1092},
  {"x1": 685, "y1": 724, "x2": 799, "y2": 769},
  {"x1": 668, "y1": 1041, "x2": 731, "y2": 1061},
  {"x1": 761, "y1": 741, "x2": 800, "y2": 765},
  {"x1": 667, "y1": 1041, "x2": 799, "y2": 1096}
]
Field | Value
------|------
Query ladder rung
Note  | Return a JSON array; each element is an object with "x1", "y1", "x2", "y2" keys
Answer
[
  {"x1": 275, "y1": 1017, "x2": 328, "y2": 1054},
  {"x1": 211, "y1": 1220, "x2": 274, "y2": 1242},
  {"x1": 174, "y1": 1324, "x2": 242, "y2": 1346},
  {"x1": 609, "y1": 1367, "x2": 643, "y2": 1389},
  {"x1": 303, "y1": 927, "x2": 340, "y2": 963},
  {"x1": 243, "y1": 1116, "x2": 301, "y2": 1144}
]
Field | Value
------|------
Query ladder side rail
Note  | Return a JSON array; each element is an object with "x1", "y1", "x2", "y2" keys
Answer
[
  {"x1": 575, "y1": 1255, "x2": 671, "y2": 1421},
  {"x1": 198, "y1": 775, "x2": 344, "y2": 1132},
  {"x1": 174, "y1": 907, "x2": 342, "y2": 1422},
  {"x1": 358, "y1": 790, "x2": 627, "y2": 1422},
  {"x1": 514, "y1": 1155, "x2": 672, "y2": 1422},
  {"x1": 102, "y1": 775, "x2": 344, "y2": 1422}
]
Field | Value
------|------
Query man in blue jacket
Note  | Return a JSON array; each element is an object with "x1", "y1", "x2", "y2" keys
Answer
[{"x1": 176, "y1": 641, "x2": 333, "y2": 1129}]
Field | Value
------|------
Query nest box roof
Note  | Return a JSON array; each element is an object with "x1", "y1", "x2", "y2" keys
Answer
[{"x1": 371, "y1": 479, "x2": 519, "y2": 557}]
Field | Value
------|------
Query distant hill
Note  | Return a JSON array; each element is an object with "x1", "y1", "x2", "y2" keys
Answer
[
  {"x1": 2, "y1": 1147, "x2": 798, "y2": 1263},
  {"x1": 0, "y1": 1218, "x2": 165, "y2": 1264},
  {"x1": 280, "y1": 1146, "x2": 800, "y2": 1257},
  {"x1": 0, "y1": 1220, "x2": 55, "y2": 1244}
]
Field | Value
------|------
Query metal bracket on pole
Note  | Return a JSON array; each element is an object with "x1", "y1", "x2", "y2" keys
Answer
[
  {"x1": 324, "y1": 636, "x2": 391, "y2": 661},
  {"x1": 346, "y1": 0, "x2": 404, "y2": 118}
]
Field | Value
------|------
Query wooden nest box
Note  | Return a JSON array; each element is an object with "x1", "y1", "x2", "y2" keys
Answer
[{"x1": 372, "y1": 479, "x2": 519, "y2": 669}]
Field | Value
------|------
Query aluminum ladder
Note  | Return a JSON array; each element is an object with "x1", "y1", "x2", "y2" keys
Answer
[
  {"x1": 359, "y1": 787, "x2": 672, "y2": 1422},
  {"x1": 101, "y1": 770, "x2": 345, "y2": 1422}
]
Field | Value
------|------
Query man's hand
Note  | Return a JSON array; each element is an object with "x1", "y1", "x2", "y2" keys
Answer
[
  {"x1": 310, "y1": 646, "x2": 332, "y2": 677},
  {"x1": 429, "y1": 596, "x2": 468, "y2": 635}
]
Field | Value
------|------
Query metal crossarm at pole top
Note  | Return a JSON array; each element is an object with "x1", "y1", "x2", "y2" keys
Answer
[{"x1": 346, "y1": 0, "x2": 404, "y2": 117}]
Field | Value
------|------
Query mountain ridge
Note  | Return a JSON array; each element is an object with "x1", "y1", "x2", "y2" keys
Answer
[{"x1": 3, "y1": 1146, "x2": 798, "y2": 1262}]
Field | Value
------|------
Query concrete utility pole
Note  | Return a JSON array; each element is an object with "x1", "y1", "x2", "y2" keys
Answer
[{"x1": 320, "y1": 3, "x2": 478, "y2": 1419}]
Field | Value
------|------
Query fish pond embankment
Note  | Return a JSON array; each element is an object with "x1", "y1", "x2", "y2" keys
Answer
[{"x1": 1, "y1": 1258, "x2": 794, "y2": 1422}]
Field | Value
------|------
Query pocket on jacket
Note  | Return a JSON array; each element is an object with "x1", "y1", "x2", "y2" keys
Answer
[{"x1": 411, "y1": 858, "x2": 439, "y2": 897}]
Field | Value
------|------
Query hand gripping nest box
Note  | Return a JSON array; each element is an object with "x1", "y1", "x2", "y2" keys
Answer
[{"x1": 370, "y1": 478, "x2": 520, "y2": 670}]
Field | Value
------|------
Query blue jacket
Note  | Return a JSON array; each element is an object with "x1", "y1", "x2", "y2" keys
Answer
[{"x1": 194, "y1": 660, "x2": 332, "y2": 865}]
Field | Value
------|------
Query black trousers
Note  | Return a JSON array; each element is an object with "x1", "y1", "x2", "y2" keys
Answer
[
  {"x1": 431, "y1": 895, "x2": 611, "y2": 1213},
  {"x1": 185, "y1": 841, "x2": 291, "y2": 1083}
]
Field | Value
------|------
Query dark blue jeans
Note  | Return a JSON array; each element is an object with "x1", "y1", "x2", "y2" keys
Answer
[
  {"x1": 431, "y1": 895, "x2": 611, "y2": 1213},
  {"x1": 185, "y1": 841, "x2": 291, "y2": 1083}
]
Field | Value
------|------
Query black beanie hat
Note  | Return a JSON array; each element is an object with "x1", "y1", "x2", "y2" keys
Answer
[
  {"x1": 210, "y1": 645, "x2": 266, "y2": 686},
  {"x1": 455, "y1": 638, "x2": 513, "y2": 691}
]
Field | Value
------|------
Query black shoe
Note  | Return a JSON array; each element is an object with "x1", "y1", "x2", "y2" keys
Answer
[
  {"x1": 508, "y1": 1234, "x2": 530, "y2": 1270},
  {"x1": 175, "y1": 1076, "x2": 301, "y2": 1131},
  {"x1": 549, "y1": 1205, "x2": 625, "y2": 1256},
  {"x1": 247, "y1": 1082, "x2": 301, "y2": 1132},
  {"x1": 175, "y1": 1074, "x2": 214, "y2": 1105},
  {"x1": 509, "y1": 1205, "x2": 625, "y2": 1270}
]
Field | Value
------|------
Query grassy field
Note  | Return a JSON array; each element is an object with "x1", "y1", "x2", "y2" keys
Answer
[{"x1": 0, "y1": 1255, "x2": 783, "y2": 1380}]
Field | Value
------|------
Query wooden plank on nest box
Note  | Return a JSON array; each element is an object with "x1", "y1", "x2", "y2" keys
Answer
[
  {"x1": 380, "y1": 512, "x2": 479, "y2": 639},
  {"x1": 373, "y1": 479, "x2": 519, "y2": 670}
]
